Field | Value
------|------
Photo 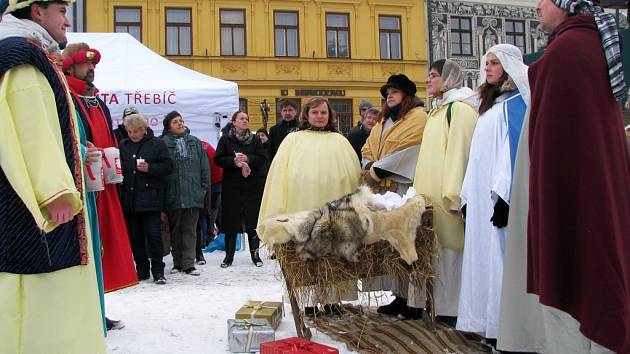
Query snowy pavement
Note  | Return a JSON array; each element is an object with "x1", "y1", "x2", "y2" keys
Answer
[{"x1": 104, "y1": 247, "x2": 365, "y2": 354}]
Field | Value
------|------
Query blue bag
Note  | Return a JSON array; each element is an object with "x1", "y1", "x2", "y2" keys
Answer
[{"x1": 203, "y1": 233, "x2": 245, "y2": 253}]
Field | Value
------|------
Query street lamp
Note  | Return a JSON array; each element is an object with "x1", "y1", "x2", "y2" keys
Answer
[{"x1": 259, "y1": 99, "x2": 270, "y2": 130}]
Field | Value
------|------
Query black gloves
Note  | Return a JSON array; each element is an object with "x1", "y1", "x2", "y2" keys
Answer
[
  {"x1": 461, "y1": 204, "x2": 467, "y2": 220},
  {"x1": 490, "y1": 197, "x2": 509, "y2": 228}
]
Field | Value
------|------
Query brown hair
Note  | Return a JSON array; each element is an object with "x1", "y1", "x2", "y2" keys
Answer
[
  {"x1": 380, "y1": 94, "x2": 417, "y2": 121},
  {"x1": 62, "y1": 42, "x2": 90, "y2": 57},
  {"x1": 298, "y1": 97, "x2": 338, "y2": 131},
  {"x1": 477, "y1": 73, "x2": 508, "y2": 115},
  {"x1": 231, "y1": 111, "x2": 249, "y2": 121}
]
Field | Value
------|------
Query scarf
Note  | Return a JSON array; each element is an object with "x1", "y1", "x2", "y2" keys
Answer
[
  {"x1": 552, "y1": 0, "x2": 626, "y2": 100},
  {"x1": 0, "y1": 14, "x2": 59, "y2": 53},
  {"x1": 229, "y1": 125, "x2": 254, "y2": 145},
  {"x1": 175, "y1": 137, "x2": 188, "y2": 159}
]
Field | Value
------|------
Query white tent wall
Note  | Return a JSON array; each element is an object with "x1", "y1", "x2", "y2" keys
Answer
[{"x1": 65, "y1": 32, "x2": 239, "y2": 147}]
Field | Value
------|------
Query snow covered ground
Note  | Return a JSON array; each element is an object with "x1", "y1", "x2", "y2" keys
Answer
[{"x1": 104, "y1": 247, "x2": 370, "y2": 354}]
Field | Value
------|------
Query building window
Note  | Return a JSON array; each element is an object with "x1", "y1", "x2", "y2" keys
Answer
[
  {"x1": 114, "y1": 7, "x2": 141, "y2": 41},
  {"x1": 329, "y1": 99, "x2": 353, "y2": 135},
  {"x1": 274, "y1": 11, "x2": 299, "y2": 57},
  {"x1": 220, "y1": 9, "x2": 246, "y2": 56},
  {"x1": 275, "y1": 98, "x2": 301, "y2": 124},
  {"x1": 505, "y1": 20, "x2": 526, "y2": 53},
  {"x1": 165, "y1": 8, "x2": 192, "y2": 56},
  {"x1": 69, "y1": 0, "x2": 86, "y2": 32},
  {"x1": 239, "y1": 98, "x2": 248, "y2": 113},
  {"x1": 326, "y1": 13, "x2": 350, "y2": 58},
  {"x1": 379, "y1": 16, "x2": 401, "y2": 60},
  {"x1": 450, "y1": 16, "x2": 473, "y2": 56}
]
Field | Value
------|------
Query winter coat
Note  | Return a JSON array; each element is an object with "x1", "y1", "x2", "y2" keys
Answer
[
  {"x1": 201, "y1": 141, "x2": 223, "y2": 185},
  {"x1": 214, "y1": 131, "x2": 267, "y2": 233},
  {"x1": 161, "y1": 131, "x2": 210, "y2": 210},
  {"x1": 268, "y1": 118, "x2": 298, "y2": 161},
  {"x1": 346, "y1": 125, "x2": 370, "y2": 163},
  {"x1": 114, "y1": 124, "x2": 128, "y2": 144},
  {"x1": 119, "y1": 129, "x2": 173, "y2": 212}
]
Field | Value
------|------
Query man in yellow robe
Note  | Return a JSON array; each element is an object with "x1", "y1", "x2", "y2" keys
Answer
[
  {"x1": 411, "y1": 59, "x2": 478, "y2": 322},
  {"x1": 0, "y1": 1, "x2": 106, "y2": 353}
]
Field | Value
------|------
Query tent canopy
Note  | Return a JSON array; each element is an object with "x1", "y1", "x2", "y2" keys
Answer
[{"x1": 66, "y1": 32, "x2": 239, "y2": 147}]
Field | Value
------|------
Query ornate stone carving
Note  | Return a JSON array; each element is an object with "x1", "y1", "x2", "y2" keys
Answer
[
  {"x1": 328, "y1": 64, "x2": 351, "y2": 76},
  {"x1": 451, "y1": 58, "x2": 479, "y2": 70},
  {"x1": 430, "y1": 14, "x2": 448, "y2": 61},
  {"x1": 222, "y1": 63, "x2": 246, "y2": 74},
  {"x1": 428, "y1": 1, "x2": 538, "y2": 20},
  {"x1": 382, "y1": 65, "x2": 402, "y2": 77},
  {"x1": 428, "y1": 0, "x2": 546, "y2": 83},
  {"x1": 276, "y1": 63, "x2": 299, "y2": 75},
  {"x1": 478, "y1": 17, "x2": 500, "y2": 54}
]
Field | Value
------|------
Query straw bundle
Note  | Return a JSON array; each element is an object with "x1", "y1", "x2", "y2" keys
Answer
[{"x1": 275, "y1": 206, "x2": 435, "y2": 307}]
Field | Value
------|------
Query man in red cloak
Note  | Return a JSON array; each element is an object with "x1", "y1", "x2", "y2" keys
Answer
[
  {"x1": 62, "y1": 43, "x2": 138, "y2": 327},
  {"x1": 527, "y1": 0, "x2": 630, "y2": 352}
]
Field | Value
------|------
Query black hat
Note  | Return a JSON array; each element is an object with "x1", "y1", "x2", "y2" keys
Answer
[{"x1": 380, "y1": 74, "x2": 417, "y2": 98}]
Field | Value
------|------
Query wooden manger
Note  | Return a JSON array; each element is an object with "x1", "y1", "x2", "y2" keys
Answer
[{"x1": 274, "y1": 206, "x2": 436, "y2": 339}]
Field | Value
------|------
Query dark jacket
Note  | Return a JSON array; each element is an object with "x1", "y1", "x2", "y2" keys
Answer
[
  {"x1": 119, "y1": 129, "x2": 173, "y2": 212},
  {"x1": 214, "y1": 131, "x2": 267, "y2": 233},
  {"x1": 161, "y1": 130, "x2": 210, "y2": 210},
  {"x1": 346, "y1": 125, "x2": 370, "y2": 163},
  {"x1": 114, "y1": 124, "x2": 128, "y2": 144},
  {"x1": 268, "y1": 118, "x2": 298, "y2": 161}
]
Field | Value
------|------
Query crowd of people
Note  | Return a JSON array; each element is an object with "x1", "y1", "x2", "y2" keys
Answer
[{"x1": 1, "y1": 0, "x2": 629, "y2": 353}]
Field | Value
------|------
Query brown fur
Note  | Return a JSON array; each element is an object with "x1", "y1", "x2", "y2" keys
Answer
[
  {"x1": 258, "y1": 186, "x2": 427, "y2": 264},
  {"x1": 62, "y1": 42, "x2": 90, "y2": 57}
]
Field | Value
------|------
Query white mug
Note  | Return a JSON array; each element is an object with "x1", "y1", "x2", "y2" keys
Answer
[
  {"x1": 103, "y1": 147, "x2": 124, "y2": 184},
  {"x1": 85, "y1": 154, "x2": 104, "y2": 192}
]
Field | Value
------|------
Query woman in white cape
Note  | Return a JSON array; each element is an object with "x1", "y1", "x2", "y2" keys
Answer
[{"x1": 457, "y1": 44, "x2": 529, "y2": 340}]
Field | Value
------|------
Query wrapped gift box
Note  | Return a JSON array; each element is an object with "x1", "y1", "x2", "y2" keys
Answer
[
  {"x1": 235, "y1": 301, "x2": 283, "y2": 330},
  {"x1": 227, "y1": 319, "x2": 275, "y2": 353},
  {"x1": 260, "y1": 337, "x2": 339, "y2": 354}
]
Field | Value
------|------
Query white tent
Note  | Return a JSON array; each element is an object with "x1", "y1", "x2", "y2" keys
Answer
[{"x1": 66, "y1": 32, "x2": 239, "y2": 147}]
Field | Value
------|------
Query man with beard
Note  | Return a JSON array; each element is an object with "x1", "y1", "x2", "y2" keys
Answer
[
  {"x1": 62, "y1": 42, "x2": 138, "y2": 329},
  {"x1": 0, "y1": 1, "x2": 105, "y2": 352},
  {"x1": 347, "y1": 107, "x2": 379, "y2": 162},
  {"x1": 268, "y1": 100, "x2": 298, "y2": 161}
]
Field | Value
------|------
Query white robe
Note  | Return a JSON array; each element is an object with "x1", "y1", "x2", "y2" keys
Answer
[{"x1": 457, "y1": 92, "x2": 523, "y2": 338}]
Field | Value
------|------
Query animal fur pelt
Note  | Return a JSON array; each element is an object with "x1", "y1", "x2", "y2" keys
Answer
[{"x1": 258, "y1": 186, "x2": 428, "y2": 264}]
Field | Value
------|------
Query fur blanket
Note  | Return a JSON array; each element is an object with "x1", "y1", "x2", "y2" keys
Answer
[{"x1": 257, "y1": 186, "x2": 429, "y2": 264}]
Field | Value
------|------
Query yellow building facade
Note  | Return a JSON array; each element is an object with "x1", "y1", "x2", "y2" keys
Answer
[{"x1": 86, "y1": 0, "x2": 428, "y2": 133}]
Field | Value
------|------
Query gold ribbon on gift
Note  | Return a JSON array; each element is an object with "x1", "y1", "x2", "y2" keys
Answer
[{"x1": 242, "y1": 301, "x2": 279, "y2": 320}]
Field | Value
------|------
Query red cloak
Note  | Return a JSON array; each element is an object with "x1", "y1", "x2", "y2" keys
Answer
[
  {"x1": 67, "y1": 75, "x2": 138, "y2": 292},
  {"x1": 528, "y1": 15, "x2": 630, "y2": 352}
]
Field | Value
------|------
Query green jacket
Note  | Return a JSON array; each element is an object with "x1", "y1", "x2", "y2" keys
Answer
[{"x1": 160, "y1": 131, "x2": 210, "y2": 210}]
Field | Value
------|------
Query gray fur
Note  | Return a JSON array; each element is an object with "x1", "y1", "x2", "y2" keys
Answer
[{"x1": 294, "y1": 190, "x2": 370, "y2": 262}]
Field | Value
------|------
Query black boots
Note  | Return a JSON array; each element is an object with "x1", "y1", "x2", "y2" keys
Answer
[
  {"x1": 376, "y1": 296, "x2": 423, "y2": 319},
  {"x1": 251, "y1": 251, "x2": 263, "y2": 267},
  {"x1": 221, "y1": 233, "x2": 236, "y2": 268},
  {"x1": 220, "y1": 258, "x2": 233, "y2": 268},
  {"x1": 377, "y1": 296, "x2": 407, "y2": 316}
]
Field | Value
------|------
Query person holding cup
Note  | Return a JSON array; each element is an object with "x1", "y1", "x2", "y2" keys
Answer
[
  {"x1": 214, "y1": 111, "x2": 267, "y2": 268},
  {"x1": 119, "y1": 115, "x2": 173, "y2": 284}
]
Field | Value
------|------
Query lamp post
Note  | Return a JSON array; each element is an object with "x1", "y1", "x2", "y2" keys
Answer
[{"x1": 259, "y1": 99, "x2": 270, "y2": 130}]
